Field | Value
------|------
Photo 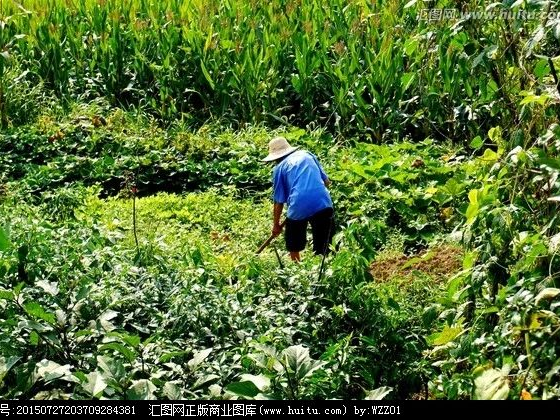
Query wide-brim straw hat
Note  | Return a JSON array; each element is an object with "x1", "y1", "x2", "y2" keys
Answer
[{"x1": 262, "y1": 136, "x2": 299, "y2": 162}]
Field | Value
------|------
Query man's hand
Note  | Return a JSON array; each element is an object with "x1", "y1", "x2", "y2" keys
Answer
[
  {"x1": 272, "y1": 223, "x2": 283, "y2": 237},
  {"x1": 272, "y1": 202, "x2": 284, "y2": 237}
]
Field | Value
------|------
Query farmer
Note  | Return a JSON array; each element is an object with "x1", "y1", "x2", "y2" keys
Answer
[{"x1": 262, "y1": 136, "x2": 334, "y2": 261}]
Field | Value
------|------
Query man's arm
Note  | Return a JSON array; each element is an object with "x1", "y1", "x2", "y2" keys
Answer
[{"x1": 272, "y1": 202, "x2": 284, "y2": 236}]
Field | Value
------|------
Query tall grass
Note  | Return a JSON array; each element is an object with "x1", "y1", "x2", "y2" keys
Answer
[{"x1": 1, "y1": 0, "x2": 553, "y2": 140}]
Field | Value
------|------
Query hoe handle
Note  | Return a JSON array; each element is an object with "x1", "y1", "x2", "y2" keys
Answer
[{"x1": 256, "y1": 220, "x2": 286, "y2": 254}]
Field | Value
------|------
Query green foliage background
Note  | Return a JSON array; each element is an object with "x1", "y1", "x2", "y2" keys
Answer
[
  {"x1": 1, "y1": 0, "x2": 560, "y2": 401},
  {"x1": 2, "y1": 0, "x2": 557, "y2": 140}
]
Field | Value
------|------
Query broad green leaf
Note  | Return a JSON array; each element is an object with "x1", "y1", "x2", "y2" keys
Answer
[
  {"x1": 466, "y1": 201, "x2": 479, "y2": 225},
  {"x1": 473, "y1": 367, "x2": 509, "y2": 400},
  {"x1": 248, "y1": 347, "x2": 283, "y2": 372},
  {"x1": 187, "y1": 348, "x2": 212, "y2": 370},
  {"x1": 535, "y1": 288, "x2": 560, "y2": 305},
  {"x1": 365, "y1": 386, "x2": 393, "y2": 400},
  {"x1": 538, "y1": 158, "x2": 560, "y2": 170},
  {"x1": 534, "y1": 59, "x2": 550, "y2": 79},
  {"x1": 469, "y1": 136, "x2": 483, "y2": 150},
  {"x1": 33, "y1": 389, "x2": 70, "y2": 400},
  {"x1": 545, "y1": 361, "x2": 560, "y2": 383},
  {"x1": 0, "y1": 289, "x2": 14, "y2": 300},
  {"x1": 208, "y1": 384, "x2": 222, "y2": 398},
  {"x1": 73, "y1": 371, "x2": 87, "y2": 383},
  {"x1": 240, "y1": 374, "x2": 271, "y2": 391},
  {"x1": 285, "y1": 128, "x2": 306, "y2": 140},
  {"x1": 351, "y1": 163, "x2": 368, "y2": 179},
  {"x1": 119, "y1": 333, "x2": 141, "y2": 348},
  {"x1": 83, "y1": 372, "x2": 107, "y2": 397},
  {"x1": 485, "y1": 45, "x2": 498, "y2": 60},
  {"x1": 449, "y1": 278, "x2": 469, "y2": 303},
  {"x1": 251, "y1": 343, "x2": 279, "y2": 358},
  {"x1": 203, "y1": 28, "x2": 213, "y2": 52},
  {"x1": 225, "y1": 381, "x2": 260, "y2": 398},
  {"x1": 0, "y1": 356, "x2": 21, "y2": 384},
  {"x1": 55, "y1": 310, "x2": 66, "y2": 326},
  {"x1": 159, "y1": 350, "x2": 190, "y2": 363},
  {"x1": 422, "y1": 306, "x2": 438, "y2": 328},
  {"x1": 507, "y1": 146, "x2": 525, "y2": 164},
  {"x1": 97, "y1": 355, "x2": 125, "y2": 382},
  {"x1": 520, "y1": 91, "x2": 550, "y2": 106},
  {"x1": 488, "y1": 127, "x2": 502, "y2": 143},
  {"x1": 427, "y1": 325, "x2": 463, "y2": 346},
  {"x1": 126, "y1": 379, "x2": 156, "y2": 400},
  {"x1": 36, "y1": 280, "x2": 59, "y2": 296},
  {"x1": 480, "y1": 148, "x2": 498, "y2": 162},
  {"x1": 550, "y1": 233, "x2": 560, "y2": 252},
  {"x1": 497, "y1": 285, "x2": 509, "y2": 304},
  {"x1": 525, "y1": 242, "x2": 547, "y2": 267},
  {"x1": 0, "y1": 227, "x2": 10, "y2": 252},
  {"x1": 525, "y1": 26, "x2": 544, "y2": 57},
  {"x1": 29, "y1": 330, "x2": 39, "y2": 345},
  {"x1": 400, "y1": 72, "x2": 415, "y2": 92},
  {"x1": 468, "y1": 189, "x2": 478, "y2": 204},
  {"x1": 282, "y1": 345, "x2": 310, "y2": 371},
  {"x1": 463, "y1": 251, "x2": 477, "y2": 269},
  {"x1": 282, "y1": 345, "x2": 325, "y2": 380},
  {"x1": 200, "y1": 60, "x2": 215, "y2": 90},
  {"x1": 24, "y1": 302, "x2": 56, "y2": 325},
  {"x1": 472, "y1": 50, "x2": 486, "y2": 68},
  {"x1": 483, "y1": 306, "x2": 499, "y2": 314},
  {"x1": 163, "y1": 382, "x2": 183, "y2": 400},
  {"x1": 529, "y1": 313, "x2": 542, "y2": 330},
  {"x1": 36, "y1": 360, "x2": 75, "y2": 383},
  {"x1": 193, "y1": 374, "x2": 220, "y2": 390},
  {"x1": 99, "y1": 342, "x2": 136, "y2": 362},
  {"x1": 98, "y1": 310, "x2": 118, "y2": 331}
]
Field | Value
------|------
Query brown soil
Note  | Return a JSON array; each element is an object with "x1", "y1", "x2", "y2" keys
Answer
[{"x1": 370, "y1": 244, "x2": 463, "y2": 283}]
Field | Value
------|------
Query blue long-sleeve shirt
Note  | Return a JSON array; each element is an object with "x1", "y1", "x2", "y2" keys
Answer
[{"x1": 272, "y1": 150, "x2": 332, "y2": 220}]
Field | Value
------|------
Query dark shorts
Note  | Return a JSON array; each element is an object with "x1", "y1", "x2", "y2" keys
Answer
[{"x1": 285, "y1": 207, "x2": 335, "y2": 255}]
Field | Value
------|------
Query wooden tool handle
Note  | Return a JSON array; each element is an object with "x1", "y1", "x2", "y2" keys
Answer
[{"x1": 256, "y1": 220, "x2": 286, "y2": 254}]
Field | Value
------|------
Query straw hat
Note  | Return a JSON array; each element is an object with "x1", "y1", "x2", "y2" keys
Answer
[{"x1": 262, "y1": 136, "x2": 299, "y2": 162}]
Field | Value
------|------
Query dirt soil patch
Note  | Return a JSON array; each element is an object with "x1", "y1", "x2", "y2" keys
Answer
[{"x1": 370, "y1": 244, "x2": 463, "y2": 283}]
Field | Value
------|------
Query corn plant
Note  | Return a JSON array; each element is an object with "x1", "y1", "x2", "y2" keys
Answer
[{"x1": 1, "y1": 0, "x2": 552, "y2": 139}]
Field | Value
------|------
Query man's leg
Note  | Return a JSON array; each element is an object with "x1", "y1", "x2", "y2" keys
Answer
[
  {"x1": 285, "y1": 218, "x2": 307, "y2": 262},
  {"x1": 310, "y1": 207, "x2": 335, "y2": 255}
]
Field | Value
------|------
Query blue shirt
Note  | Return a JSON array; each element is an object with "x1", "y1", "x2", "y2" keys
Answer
[{"x1": 272, "y1": 150, "x2": 332, "y2": 220}]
